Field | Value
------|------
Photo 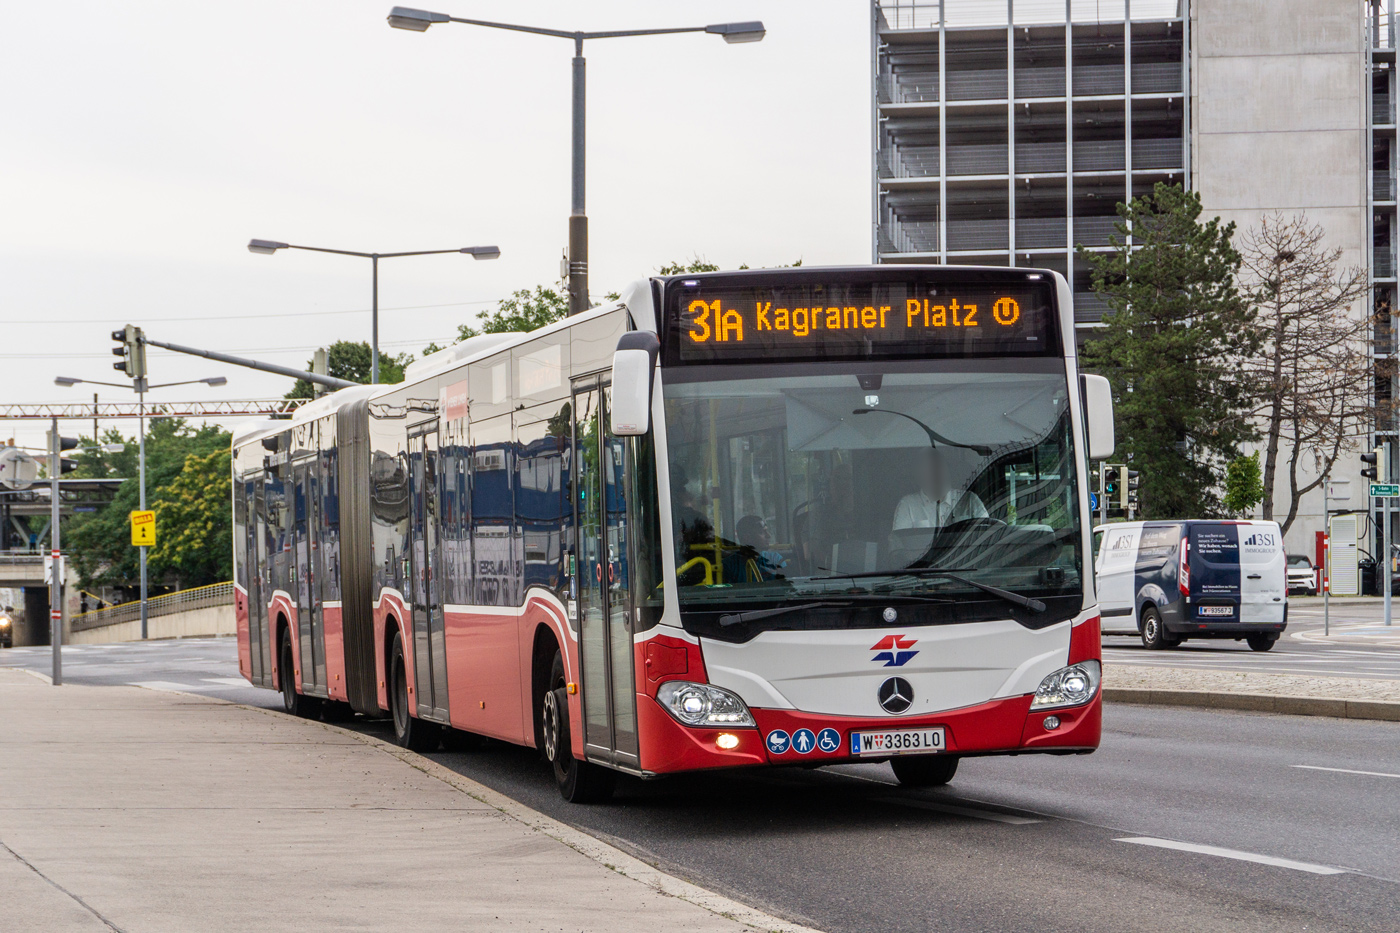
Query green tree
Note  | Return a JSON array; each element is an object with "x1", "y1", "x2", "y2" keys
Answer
[
  {"x1": 1223, "y1": 451, "x2": 1265, "y2": 517},
  {"x1": 455, "y1": 286, "x2": 569, "y2": 341},
  {"x1": 1080, "y1": 183, "x2": 1259, "y2": 519},
  {"x1": 65, "y1": 420, "x2": 231, "y2": 593},
  {"x1": 285, "y1": 340, "x2": 411, "y2": 400},
  {"x1": 149, "y1": 449, "x2": 232, "y2": 587},
  {"x1": 658, "y1": 258, "x2": 721, "y2": 275}
]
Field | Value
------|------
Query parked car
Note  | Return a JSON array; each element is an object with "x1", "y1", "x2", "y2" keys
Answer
[
  {"x1": 1094, "y1": 520, "x2": 1288, "y2": 651},
  {"x1": 1287, "y1": 554, "x2": 1317, "y2": 595}
]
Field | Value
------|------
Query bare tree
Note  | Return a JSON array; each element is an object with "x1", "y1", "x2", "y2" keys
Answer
[{"x1": 1238, "y1": 213, "x2": 1370, "y2": 535}]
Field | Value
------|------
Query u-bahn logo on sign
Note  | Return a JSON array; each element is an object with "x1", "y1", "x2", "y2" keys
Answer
[{"x1": 871, "y1": 634, "x2": 918, "y2": 667}]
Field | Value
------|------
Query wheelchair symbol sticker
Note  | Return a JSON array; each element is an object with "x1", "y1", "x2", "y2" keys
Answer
[{"x1": 816, "y1": 728, "x2": 841, "y2": 753}]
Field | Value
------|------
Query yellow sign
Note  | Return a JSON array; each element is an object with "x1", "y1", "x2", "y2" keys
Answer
[{"x1": 130, "y1": 510, "x2": 156, "y2": 547}]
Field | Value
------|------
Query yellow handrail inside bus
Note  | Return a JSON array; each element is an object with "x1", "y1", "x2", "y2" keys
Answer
[{"x1": 677, "y1": 556, "x2": 714, "y2": 586}]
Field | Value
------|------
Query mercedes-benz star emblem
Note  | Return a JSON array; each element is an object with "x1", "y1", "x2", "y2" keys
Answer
[
  {"x1": 882, "y1": 607, "x2": 898, "y2": 623},
  {"x1": 878, "y1": 676, "x2": 914, "y2": 714}
]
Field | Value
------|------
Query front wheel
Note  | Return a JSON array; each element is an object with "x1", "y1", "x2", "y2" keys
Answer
[
  {"x1": 891, "y1": 755, "x2": 960, "y2": 787},
  {"x1": 1141, "y1": 606, "x2": 1176, "y2": 650},
  {"x1": 1246, "y1": 633, "x2": 1278, "y2": 652},
  {"x1": 390, "y1": 631, "x2": 441, "y2": 752},
  {"x1": 541, "y1": 651, "x2": 615, "y2": 803}
]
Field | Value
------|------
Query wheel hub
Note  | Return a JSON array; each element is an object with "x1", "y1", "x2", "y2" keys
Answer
[{"x1": 542, "y1": 690, "x2": 560, "y2": 762}]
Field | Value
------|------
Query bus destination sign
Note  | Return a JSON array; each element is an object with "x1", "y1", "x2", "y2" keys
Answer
[{"x1": 669, "y1": 276, "x2": 1055, "y2": 363}]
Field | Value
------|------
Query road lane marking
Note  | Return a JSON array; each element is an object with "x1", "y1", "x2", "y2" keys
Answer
[
  {"x1": 1116, "y1": 837, "x2": 1346, "y2": 875},
  {"x1": 202, "y1": 677, "x2": 253, "y2": 687},
  {"x1": 1293, "y1": 765, "x2": 1400, "y2": 780},
  {"x1": 876, "y1": 797, "x2": 1042, "y2": 824}
]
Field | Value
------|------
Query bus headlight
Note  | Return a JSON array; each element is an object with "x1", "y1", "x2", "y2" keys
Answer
[
  {"x1": 1030, "y1": 660, "x2": 1101, "y2": 710},
  {"x1": 656, "y1": 681, "x2": 756, "y2": 728}
]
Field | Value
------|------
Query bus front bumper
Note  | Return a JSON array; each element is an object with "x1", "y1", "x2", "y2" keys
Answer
[{"x1": 635, "y1": 691, "x2": 1101, "y2": 775}]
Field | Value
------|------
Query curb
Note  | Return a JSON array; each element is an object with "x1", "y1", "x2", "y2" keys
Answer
[{"x1": 1104, "y1": 687, "x2": 1400, "y2": 722}]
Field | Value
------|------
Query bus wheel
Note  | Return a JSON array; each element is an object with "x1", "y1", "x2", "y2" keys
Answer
[
  {"x1": 542, "y1": 651, "x2": 615, "y2": 804},
  {"x1": 1246, "y1": 634, "x2": 1278, "y2": 652},
  {"x1": 279, "y1": 631, "x2": 320, "y2": 719},
  {"x1": 891, "y1": 755, "x2": 959, "y2": 787},
  {"x1": 1141, "y1": 607, "x2": 1174, "y2": 650},
  {"x1": 390, "y1": 631, "x2": 441, "y2": 752}
]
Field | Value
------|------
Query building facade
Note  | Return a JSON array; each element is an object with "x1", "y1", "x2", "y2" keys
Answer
[{"x1": 873, "y1": 0, "x2": 1386, "y2": 573}]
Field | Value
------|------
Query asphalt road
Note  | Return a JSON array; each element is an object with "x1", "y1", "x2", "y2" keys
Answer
[
  {"x1": 3, "y1": 637, "x2": 1398, "y2": 933},
  {"x1": 1103, "y1": 598, "x2": 1400, "y2": 679}
]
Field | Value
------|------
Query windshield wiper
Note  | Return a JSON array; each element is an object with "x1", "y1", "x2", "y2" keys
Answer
[
  {"x1": 807, "y1": 567, "x2": 1046, "y2": 613},
  {"x1": 716, "y1": 593, "x2": 957, "y2": 627}
]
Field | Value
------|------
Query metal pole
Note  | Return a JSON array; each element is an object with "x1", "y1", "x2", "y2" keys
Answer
[
  {"x1": 139, "y1": 383, "x2": 147, "y2": 641},
  {"x1": 371, "y1": 254, "x2": 380, "y2": 385},
  {"x1": 1386, "y1": 441, "x2": 1393, "y2": 627},
  {"x1": 92, "y1": 392, "x2": 98, "y2": 444},
  {"x1": 568, "y1": 39, "x2": 589, "y2": 316},
  {"x1": 49, "y1": 417, "x2": 61, "y2": 685},
  {"x1": 1323, "y1": 469, "x2": 1330, "y2": 636}
]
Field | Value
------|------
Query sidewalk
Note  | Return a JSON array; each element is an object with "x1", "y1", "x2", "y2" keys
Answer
[
  {"x1": 0, "y1": 669, "x2": 814, "y2": 933},
  {"x1": 1103, "y1": 663, "x2": 1400, "y2": 721}
]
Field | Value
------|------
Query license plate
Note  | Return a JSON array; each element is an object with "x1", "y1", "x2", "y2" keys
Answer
[
  {"x1": 1198, "y1": 606, "x2": 1233, "y2": 617},
  {"x1": 850, "y1": 727, "x2": 946, "y2": 757}
]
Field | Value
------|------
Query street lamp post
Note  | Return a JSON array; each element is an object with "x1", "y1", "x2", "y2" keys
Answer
[
  {"x1": 247, "y1": 241, "x2": 501, "y2": 384},
  {"x1": 386, "y1": 7, "x2": 764, "y2": 316},
  {"x1": 55, "y1": 375, "x2": 225, "y2": 640}
]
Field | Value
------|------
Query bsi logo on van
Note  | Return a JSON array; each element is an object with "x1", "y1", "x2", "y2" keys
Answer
[
  {"x1": 1242, "y1": 532, "x2": 1277, "y2": 548},
  {"x1": 1110, "y1": 534, "x2": 1136, "y2": 550}
]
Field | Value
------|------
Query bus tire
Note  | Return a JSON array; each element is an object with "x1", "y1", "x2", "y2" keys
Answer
[
  {"x1": 279, "y1": 630, "x2": 320, "y2": 719},
  {"x1": 891, "y1": 755, "x2": 959, "y2": 787},
  {"x1": 1246, "y1": 633, "x2": 1277, "y2": 652},
  {"x1": 390, "y1": 631, "x2": 441, "y2": 752},
  {"x1": 1141, "y1": 606, "x2": 1172, "y2": 650},
  {"x1": 542, "y1": 652, "x2": 615, "y2": 804}
]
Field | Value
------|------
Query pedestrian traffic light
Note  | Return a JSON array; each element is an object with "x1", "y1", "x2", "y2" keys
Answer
[
  {"x1": 1119, "y1": 467, "x2": 1140, "y2": 509},
  {"x1": 1103, "y1": 470, "x2": 1119, "y2": 504},
  {"x1": 1361, "y1": 447, "x2": 1387, "y2": 483},
  {"x1": 111, "y1": 325, "x2": 147, "y2": 381}
]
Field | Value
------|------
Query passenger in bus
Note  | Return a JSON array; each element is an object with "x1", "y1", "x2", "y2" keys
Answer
[
  {"x1": 891, "y1": 447, "x2": 987, "y2": 532},
  {"x1": 671, "y1": 463, "x2": 715, "y2": 584},
  {"x1": 735, "y1": 515, "x2": 786, "y2": 580}
]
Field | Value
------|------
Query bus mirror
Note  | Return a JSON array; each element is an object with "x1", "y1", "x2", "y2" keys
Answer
[
  {"x1": 611, "y1": 332, "x2": 660, "y2": 436},
  {"x1": 1080, "y1": 373, "x2": 1115, "y2": 460}
]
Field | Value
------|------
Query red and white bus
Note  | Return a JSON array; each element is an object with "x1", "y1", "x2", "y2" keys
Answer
[{"x1": 232, "y1": 266, "x2": 1115, "y2": 801}]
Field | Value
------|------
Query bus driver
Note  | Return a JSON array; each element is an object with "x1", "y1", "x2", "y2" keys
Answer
[{"x1": 891, "y1": 447, "x2": 988, "y2": 532}]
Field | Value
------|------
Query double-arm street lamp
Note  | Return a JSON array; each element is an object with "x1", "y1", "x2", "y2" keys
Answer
[
  {"x1": 54, "y1": 374, "x2": 226, "y2": 640},
  {"x1": 386, "y1": 7, "x2": 764, "y2": 316},
  {"x1": 247, "y1": 240, "x2": 501, "y2": 384}
]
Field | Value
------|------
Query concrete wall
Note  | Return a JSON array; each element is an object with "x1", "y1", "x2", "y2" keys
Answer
[
  {"x1": 1192, "y1": 0, "x2": 1369, "y2": 556},
  {"x1": 68, "y1": 604, "x2": 235, "y2": 645}
]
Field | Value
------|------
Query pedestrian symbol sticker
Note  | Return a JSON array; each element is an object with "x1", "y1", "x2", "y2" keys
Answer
[
  {"x1": 816, "y1": 728, "x2": 840, "y2": 753},
  {"x1": 765, "y1": 730, "x2": 791, "y2": 755},
  {"x1": 792, "y1": 728, "x2": 816, "y2": 754}
]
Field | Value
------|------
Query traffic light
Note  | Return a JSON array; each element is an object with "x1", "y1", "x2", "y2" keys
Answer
[
  {"x1": 1103, "y1": 469, "x2": 1119, "y2": 505},
  {"x1": 111, "y1": 325, "x2": 147, "y2": 381},
  {"x1": 45, "y1": 433, "x2": 80, "y2": 476},
  {"x1": 1120, "y1": 466, "x2": 1140, "y2": 510},
  {"x1": 1361, "y1": 446, "x2": 1387, "y2": 483}
]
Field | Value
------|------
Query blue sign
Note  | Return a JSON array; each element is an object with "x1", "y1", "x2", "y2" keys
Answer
[
  {"x1": 1089, "y1": 492, "x2": 1099, "y2": 511},
  {"x1": 792, "y1": 728, "x2": 817, "y2": 755},
  {"x1": 765, "y1": 730, "x2": 791, "y2": 755},
  {"x1": 816, "y1": 728, "x2": 841, "y2": 753}
]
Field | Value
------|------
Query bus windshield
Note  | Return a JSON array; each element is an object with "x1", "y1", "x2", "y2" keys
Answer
[{"x1": 662, "y1": 363, "x2": 1082, "y2": 632}]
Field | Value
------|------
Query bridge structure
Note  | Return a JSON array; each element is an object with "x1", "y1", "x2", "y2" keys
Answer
[{"x1": 0, "y1": 398, "x2": 311, "y2": 649}]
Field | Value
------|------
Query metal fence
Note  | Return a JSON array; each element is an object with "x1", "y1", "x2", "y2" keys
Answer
[{"x1": 71, "y1": 581, "x2": 234, "y2": 632}]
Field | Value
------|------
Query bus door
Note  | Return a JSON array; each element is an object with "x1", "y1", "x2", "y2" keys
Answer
[
  {"x1": 293, "y1": 454, "x2": 327, "y2": 696},
  {"x1": 572, "y1": 382, "x2": 639, "y2": 768},
  {"x1": 244, "y1": 474, "x2": 267, "y2": 685},
  {"x1": 408, "y1": 425, "x2": 450, "y2": 721}
]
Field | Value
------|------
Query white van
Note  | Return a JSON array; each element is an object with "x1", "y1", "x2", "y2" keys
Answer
[{"x1": 1094, "y1": 520, "x2": 1287, "y2": 651}]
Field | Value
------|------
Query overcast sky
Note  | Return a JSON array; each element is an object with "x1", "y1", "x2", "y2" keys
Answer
[{"x1": 1, "y1": 0, "x2": 870, "y2": 452}]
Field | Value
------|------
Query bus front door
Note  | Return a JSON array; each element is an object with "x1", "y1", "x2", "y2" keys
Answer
[
  {"x1": 293, "y1": 456, "x2": 326, "y2": 697},
  {"x1": 244, "y1": 475, "x2": 267, "y2": 686},
  {"x1": 408, "y1": 426, "x2": 450, "y2": 722},
  {"x1": 573, "y1": 383, "x2": 639, "y2": 769}
]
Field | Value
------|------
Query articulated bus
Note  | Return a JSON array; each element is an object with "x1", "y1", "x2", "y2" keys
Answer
[{"x1": 232, "y1": 266, "x2": 1116, "y2": 802}]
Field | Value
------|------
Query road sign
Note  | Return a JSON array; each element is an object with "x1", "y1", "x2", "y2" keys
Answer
[
  {"x1": 1370, "y1": 484, "x2": 1400, "y2": 498},
  {"x1": 130, "y1": 510, "x2": 156, "y2": 547},
  {"x1": 1089, "y1": 492, "x2": 1099, "y2": 511}
]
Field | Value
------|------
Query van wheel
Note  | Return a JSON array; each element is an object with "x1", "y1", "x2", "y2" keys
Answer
[
  {"x1": 1141, "y1": 606, "x2": 1175, "y2": 650},
  {"x1": 891, "y1": 755, "x2": 959, "y2": 787},
  {"x1": 280, "y1": 631, "x2": 320, "y2": 719},
  {"x1": 1246, "y1": 634, "x2": 1278, "y2": 652},
  {"x1": 390, "y1": 631, "x2": 441, "y2": 752},
  {"x1": 541, "y1": 651, "x2": 615, "y2": 803}
]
